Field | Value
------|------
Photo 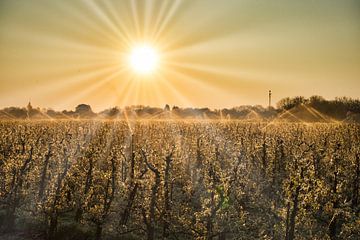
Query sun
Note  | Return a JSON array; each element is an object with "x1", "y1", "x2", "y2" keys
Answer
[{"x1": 128, "y1": 44, "x2": 159, "y2": 74}]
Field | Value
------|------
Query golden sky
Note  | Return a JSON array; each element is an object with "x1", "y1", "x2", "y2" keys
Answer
[{"x1": 0, "y1": 0, "x2": 359, "y2": 111}]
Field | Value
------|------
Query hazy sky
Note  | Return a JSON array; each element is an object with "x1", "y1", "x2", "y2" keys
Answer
[{"x1": 0, "y1": 0, "x2": 359, "y2": 111}]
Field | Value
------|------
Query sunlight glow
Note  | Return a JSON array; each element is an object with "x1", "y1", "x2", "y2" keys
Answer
[{"x1": 129, "y1": 44, "x2": 159, "y2": 74}]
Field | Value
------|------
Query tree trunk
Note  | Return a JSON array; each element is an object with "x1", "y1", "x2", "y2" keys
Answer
[
  {"x1": 163, "y1": 151, "x2": 173, "y2": 239},
  {"x1": 75, "y1": 157, "x2": 93, "y2": 222},
  {"x1": 329, "y1": 168, "x2": 339, "y2": 240},
  {"x1": 286, "y1": 185, "x2": 300, "y2": 240},
  {"x1": 4, "y1": 146, "x2": 34, "y2": 231},
  {"x1": 47, "y1": 149, "x2": 69, "y2": 239},
  {"x1": 95, "y1": 224, "x2": 103, "y2": 240},
  {"x1": 47, "y1": 212, "x2": 58, "y2": 240},
  {"x1": 120, "y1": 169, "x2": 147, "y2": 225},
  {"x1": 142, "y1": 150, "x2": 160, "y2": 240},
  {"x1": 4, "y1": 205, "x2": 16, "y2": 232},
  {"x1": 352, "y1": 154, "x2": 359, "y2": 210},
  {"x1": 39, "y1": 145, "x2": 51, "y2": 199},
  {"x1": 130, "y1": 135, "x2": 135, "y2": 181}
]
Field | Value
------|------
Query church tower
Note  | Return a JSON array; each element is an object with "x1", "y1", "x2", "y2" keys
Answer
[
  {"x1": 27, "y1": 101, "x2": 33, "y2": 119},
  {"x1": 27, "y1": 101, "x2": 33, "y2": 112}
]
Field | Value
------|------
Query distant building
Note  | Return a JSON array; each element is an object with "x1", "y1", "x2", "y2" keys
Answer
[
  {"x1": 75, "y1": 104, "x2": 92, "y2": 114},
  {"x1": 75, "y1": 104, "x2": 96, "y2": 118},
  {"x1": 164, "y1": 104, "x2": 170, "y2": 111}
]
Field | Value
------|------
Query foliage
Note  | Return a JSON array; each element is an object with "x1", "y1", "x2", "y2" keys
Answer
[{"x1": 0, "y1": 120, "x2": 359, "y2": 239}]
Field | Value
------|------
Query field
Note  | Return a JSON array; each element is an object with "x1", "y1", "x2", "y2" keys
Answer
[{"x1": 0, "y1": 120, "x2": 359, "y2": 240}]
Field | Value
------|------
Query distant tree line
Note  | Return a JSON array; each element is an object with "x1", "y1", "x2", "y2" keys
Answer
[
  {"x1": 277, "y1": 96, "x2": 360, "y2": 120},
  {"x1": 0, "y1": 104, "x2": 278, "y2": 120},
  {"x1": 0, "y1": 96, "x2": 359, "y2": 122}
]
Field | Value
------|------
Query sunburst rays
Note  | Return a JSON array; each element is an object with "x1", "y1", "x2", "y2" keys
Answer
[{"x1": 6, "y1": 0, "x2": 272, "y2": 111}]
